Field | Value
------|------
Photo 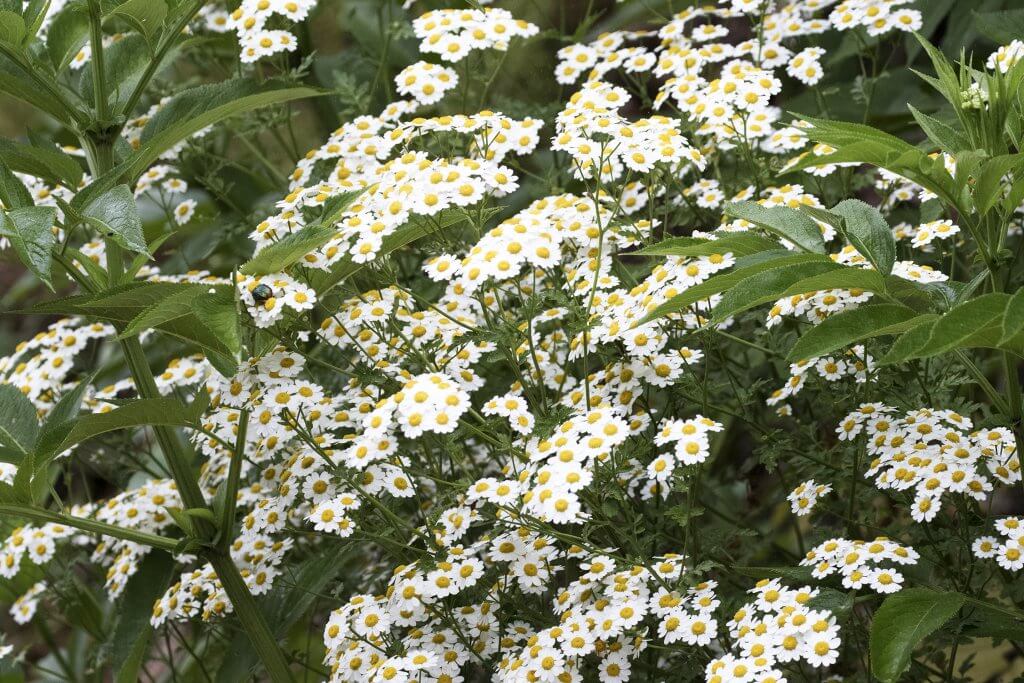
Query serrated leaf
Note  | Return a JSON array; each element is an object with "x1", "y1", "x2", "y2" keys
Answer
[
  {"x1": 636, "y1": 252, "x2": 830, "y2": 325},
  {"x1": 908, "y1": 293, "x2": 1010, "y2": 360},
  {"x1": 240, "y1": 190, "x2": 361, "y2": 275},
  {"x1": 1001, "y1": 288, "x2": 1024, "y2": 345},
  {"x1": 0, "y1": 138, "x2": 83, "y2": 188},
  {"x1": 0, "y1": 9, "x2": 25, "y2": 45},
  {"x1": 36, "y1": 397, "x2": 204, "y2": 459},
  {"x1": 908, "y1": 104, "x2": 969, "y2": 153},
  {"x1": 786, "y1": 304, "x2": 920, "y2": 362},
  {"x1": 82, "y1": 184, "x2": 148, "y2": 255},
  {"x1": 0, "y1": 205, "x2": 57, "y2": 288},
  {"x1": 881, "y1": 317, "x2": 939, "y2": 365},
  {"x1": 0, "y1": 157, "x2": 32, "y2": 208},
  {"x1": 45, "y1": 1, "x2": 89, "y2": 71},
  {"x1": 974, "y1": 154, "x2": 1024, "y2": 216},
  {"x1": 630, "y1": 232, "x2": 780, "y2": 258},
  {"x1": 710, "y1": 260, "x2": 845, "y2": 322},
  {"x1": 108, "y1": 0, "x2": 166, "y2": 43},
  {"x1": 828, "y1": 199, "x2": 896, "y2": 275},
  {"x1": 0, "y1": 384, "x2": 38, "y2": 457},
  {"x1": 723, "y1": 201, "x2": 826, "y2": 254},
  {"x1": 870, "y1": 588, "x2": 964, "y2": 683}
]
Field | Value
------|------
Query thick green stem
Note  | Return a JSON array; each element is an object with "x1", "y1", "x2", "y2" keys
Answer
[
  {"x1": 207, "y1": 553, "x2": 294, "y2": 682},
  {"x1": 86, "y1": 0, "x2": 109, "y2": 125},
  {"x1": 0, "y1": 504, "x2": 179, "y2": 552}
]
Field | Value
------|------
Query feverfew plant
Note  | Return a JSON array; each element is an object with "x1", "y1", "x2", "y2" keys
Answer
[{"x1": 1, "y1": 1, "x2": 1024, "y2": 682}]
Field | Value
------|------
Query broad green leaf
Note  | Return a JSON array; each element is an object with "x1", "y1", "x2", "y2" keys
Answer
[
  {"x1": 45, "y1": 1, "x2": 89, "y2": 71},
  {"x1": 36, "y1": 397, "x2": 204, "y2": 458},
  {"x1": 908, "y1": 104, "x2": 969, "y2": 153},
  {"x1": 870, "y1": 588, "x2": 964, "y2": 683},
  {"x1": 831, "y1": 199, "x2": 896, "y2": 275},
  {"x1": 0, "y1": 51, "x2": 78, "y2": 123},
  {"x1": 111, "y1": 552, "x2": 175, "y2": 683},
  {"x1": 973, "y1": 9, "x2": 1024, "y2": 45},
  {"x1": 131, "y1": 79, "x2": 324, "y2": 182},
  {"x1": 881, "y1": 317, "x2": 939, "y2": 365},
  {"x1": 974, "y1": 154, "x2": 1024, "y2": 215},
  {"x1": 0, "y1": 384, "x2": 38, "y2": 456},
  {"x1": 240, "y1": 190, "x2": 362, "y2": 276},
  {"x1": 79, "y1": 33, "x2": 167, "y2": 112},
  {"x1": 109, "y1": 0, "x2": 166, "y2": 43},
  {"x1": 0, "y1": 205, "x2": 57, "y2": 288},
  {"x1": 0, "y1": 158, "x2": 33, "y2": 208},
  {"x1": 636, "y1": 252, "x2": 830, "y2": 325},
  {"x1": 82, "y1": 184, "x2": 149, "y2": 255},
  {"x1": 0, "y1": 138, "x2": 83, "y2": 187},
  {"x1": 786, "y1": 304, "x2": 920, "y2": 362},
  {"x1": 0, "y1": 9, "x2": 25, "y2": 45},
  {"x1": 909, "y1": 293, "x2": 1010, "y2": 359},
  {"x1": 116, "y1": 286, "x2": 204, "y2": 339},
  {"x1": 631, "y1": 232, "x2": 780, "y2": 258},
  {"x1": 43, "y1": 377, "x2": 91, "y2": 430},
  {"x1": 723, "y1": 201, "x2": 825, "y2": 254},
  {"x1": 191, "y1": 287, "x2": 241, "y2": 366},
  {"x1": 777, "y1": 267, "x2": 887, "y2": 299},
  {"x1": 711, "y1": 260, "x2": 845, "y2": 322},
  {"x1": 1001, "y1": 288, "x2": 1024, "y2": 345}
]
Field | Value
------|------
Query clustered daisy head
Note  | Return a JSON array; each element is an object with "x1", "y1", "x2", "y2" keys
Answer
[
  {"x1": 839, "y1": 405, "x2": 1020, "y2": 522},
  {"x1": 710, "y1": 578, "x2": 843, "y2": 681},
  {"x1": 801, "y1": 537, "x2": 918, "y2": 593},
  {"x1": 788, "y1": 479, "x2": 832, "y2": 516}
]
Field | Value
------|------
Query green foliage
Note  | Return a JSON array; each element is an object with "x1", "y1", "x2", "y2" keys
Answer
[{"x1": 870, "y1": 589, "x2": 965, "y2": 682}]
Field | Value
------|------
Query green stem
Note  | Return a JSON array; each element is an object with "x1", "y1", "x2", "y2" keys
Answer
[
  {"x1": 207, "y1": 553, "x2": 294, "y2": 681},
  {"x1": 86, "y1": 0, "x2": 109, "y2": 124},
  {"x1": 0, "y1": 504, "x2": 179, "y2": 552},
  {"x1": 219, "y1": 408, "x2": 248, "y2": 551}
]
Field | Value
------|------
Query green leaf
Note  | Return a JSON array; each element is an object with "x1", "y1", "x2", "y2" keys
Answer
[
  {"x1": 0, "y1": 138, "x2": 83, "y2": 187},
  {"x1": 45, "y1": 1, "x2": 89, "y2": 71},
  {"x1": 240, "y1": 190, "x2": 362, "y2": 275},
  {"x1": 191, "y1": 287, "x2": 241, "y2": 363},
  {"x1": 822, "y1": 199, "x2": 896, "y2": 275},
  {"x1": 0, "y1": 205, "x2": 57, "y2": 288},
  {"x1": 631, "y1": 232, "x2": 780, "y2": 258},
  {"x1": 636, "y1": 252, "x2": 830, "y2": 325},
  {"x1": 0, "y1": 384, "x2": 38, "y2": 457},
  {"x1": 110, "y1": 552, "x2": 175, "y2": 683},
  {"x1": 907, "y1": 293, "x2": 1010, "y2": 360},
  {"x1": 1001, "y1": 288, "x2": 1024, "y2": 345},
  {"x1": 0, "y1": 157, "x2": 33, "y2": 208},
  {"x1": 786, "y1": 304, "x2": 920, "y2": 362},
  {"x1": 908, "y1": 105, "x2": 969, "y2": 153},
  {"x1": 974, "y1": 154, "x2": 1024, "y2": 216},
  {"x1": 22, "y1": 0, "x2": 51, "y2": 37},
  {"x1": 972, "y1": 10, "x2": 1024, "y2": 54},
  {"x1": 710, "y1": 260, "x2": 846, "y2": 322},
  {"x1": 116, "y1": 286, "x2": 204, "y2": 339},
  {"x1": 0, "y1": 9, "x2": 25, "y2": 45},
  {"x1": 130, "y1": 79, "x2": 323, "y2": 182},
  {"x1": 43, "y1": 377, "x2": 91, "y2": 430},
  {"x1": 870, "y1": 588, "x2": 964, "y2": 683},
  {"x1": 723, "y1": 201, "x2": 826, "y2": 254},
  {"x1": 732, "y1": 565, "x2": 815, "y2": 582},
  {"x1": 82, "y1": 184, "x2": 148, "y2": 254},
  {"x1": 36, "y1": 397, "x2": 204, "y2": 458},
  {"x1": 0, "y1": 51, "x2": 78, "y2": 123},
  {"x1": 79, "y1": 33, "x2": 167, "y2": 112},
  {"x1": 881, "y1": 317, "x2": 939, "y2": 365},
  {"x1": 108, "y1": 0, "x2": 166, "y2": 43}
]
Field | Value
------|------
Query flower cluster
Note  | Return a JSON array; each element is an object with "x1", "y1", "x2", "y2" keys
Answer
[
  {"x1": 801, "y1": 537, "x2": 919, "y2": 593},
  {"x1": 412, "y1": 8, "x2": 538, "y2": 63},
  {"x1": 839, "y1": 405, "x2": 1020, "y2": 522}
]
